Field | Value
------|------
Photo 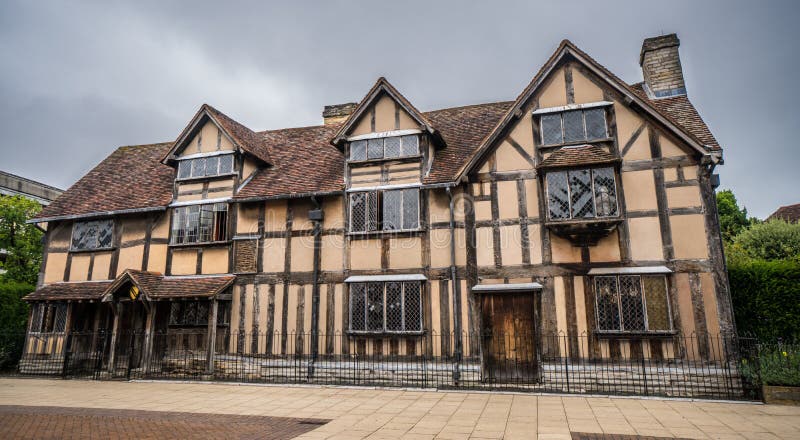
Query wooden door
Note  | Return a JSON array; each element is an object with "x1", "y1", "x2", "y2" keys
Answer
[{"x1": 481, "y1": 293, "x2": 538, "y2": 382}]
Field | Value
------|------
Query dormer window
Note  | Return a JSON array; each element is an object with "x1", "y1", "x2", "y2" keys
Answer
[
  {"x1": 546, "y1": 167, "x2": 618, "y2": 221},
  {"x1": 177, "y1": 153, "x2": 235, "y2": 180},
  {"x1": 349, "y1": 135, "x2": 419, "y2": 161},
  {"x1": 539, "y1": 107, "x2": 608, "y2": 146}
]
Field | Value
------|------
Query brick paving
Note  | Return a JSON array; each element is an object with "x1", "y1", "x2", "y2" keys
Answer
[
  {"x1": 1, "y1": 378, "x2": 799, "y2": 439},
  {"x1": 0, "y1": 405, "x2": 328, "y2": 440}
]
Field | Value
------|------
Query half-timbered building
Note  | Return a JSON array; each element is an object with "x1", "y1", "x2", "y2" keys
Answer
[{"x1": 22, "y1": 34, "x2": 735, "y2": 385}]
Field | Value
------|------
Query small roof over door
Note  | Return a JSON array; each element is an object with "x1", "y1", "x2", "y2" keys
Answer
[{"x1": 471, "y1": 282, "x2": 543, "y2": 293}]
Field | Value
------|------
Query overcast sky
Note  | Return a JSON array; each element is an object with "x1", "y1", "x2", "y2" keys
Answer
[{"x1": 1, "y1": 1, "x2": 798, "y2": 218}]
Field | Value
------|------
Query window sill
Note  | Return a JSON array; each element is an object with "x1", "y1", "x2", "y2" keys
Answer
[
  {"x1": 168, "y1": 241, "x2": 230, "y2": 248},
  {"x1": 347, "y1": 155, "x2": 423, "y2": 165},
  {"x1": 347, "y1": 229, "x2": 424, "y2": 239},
  {"x1": 539, "y1": 138, "x2": 615, "y2": 149},
  {"x1": 593, "y1": 330, "x2": 677, "y2": 338},
  {"x1": 69, "y1": 247, "x2": 115, "y2": 254},
  {"x1": 175, "y1": 172, "x2": 238, "y2": 183}
]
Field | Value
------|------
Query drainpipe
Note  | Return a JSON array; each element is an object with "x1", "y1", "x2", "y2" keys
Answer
[
  {"x1": 447, "y1": 187, "x2": 463, "y2": 382},
  {"x1": 308, "y1": 196, "x2": 324, "y2": 379}
]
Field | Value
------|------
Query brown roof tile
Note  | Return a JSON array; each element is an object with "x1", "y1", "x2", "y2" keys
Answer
[
  {"x1": 537, "y1": 145, "x2": 619, "y2": 169},
  {"x1": 24, "y1": 281, "x2": 113, "y2": 301},
  {"x1": 767, "y1": 203, "x2": 800, "y2": 223},
  {"x1": 33, "y1": 143, "x2": 174, "y2": 222},
  {"x1": 205, "y1": 105, "x2": 273, "y2": 164},
  {"x1": 150, "y1": 275, "x2": 235, "y2": 299}
]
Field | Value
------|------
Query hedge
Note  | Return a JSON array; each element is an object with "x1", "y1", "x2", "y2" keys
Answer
[
  {"x1": 0, "y1": 281, "x2": 32, "y2": 370},
  {"x1": 728, "y1": 260, "x2": 800, "y2": 341}
]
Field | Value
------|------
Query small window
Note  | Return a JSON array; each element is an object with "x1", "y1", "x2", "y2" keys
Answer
[
  {"x1": 349, "y1": 282, "x2": 423, "y2": 333},
  {"x1": 176, "y1": 153, "x2": 235, "y2": 180},
  {"x1": 30, "y1": 303, "x2": 67, "y2": 333},
  {"x1": 171, "y1": 203, "x2": 228, "y2": 244},
  {"x1": 546, "y1": 167, "x2": 618, "y2": 221},
  {"x1": 595, "y1": 275, "x2": 671, "y2": 332},
  {"x1": 348, "y1": 135, "x2": 420, "y2": 162},
  {"x1": 539, "y1": 108, "x2": 608, "y2": 146},
  {"x1": 349, "y1": 188, "x2": 420, "y2": 233},
  {"x1": 169, "y1": 301, "x2": 210, "y2": 326},
  {"x1": 71, "y1": 219, "x2": 114, "y2": 251}
]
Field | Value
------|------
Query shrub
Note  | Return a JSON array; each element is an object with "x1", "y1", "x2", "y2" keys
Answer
[
  {"x1": 728, "y1": 260, "x2": 800, "y2": 341},
  {"x1": 741, "y1": 343, "x2": 800, "y2": 387},
  {"x1": 0, "y1": 282, "x2": 32, "y2": 370},
  {"x1": 733, "y1": 220, "x2": 800, "y2": 262}
]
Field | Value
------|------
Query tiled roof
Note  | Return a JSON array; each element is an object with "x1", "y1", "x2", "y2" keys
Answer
[
  {"x1": 205, "y1": 105, "x2": 273, "y2": 164},
  {"x1": 629, "y1": 83, "x2": 720, "y2": 150},
  {"x1": 24, "y1": 281, "x2": 113, "y2": 301},
  {"x1": 33, "y1": 143, "x2": 174, "y2": 222},
  {"x1": 767, "y1": 203, "x2": 800, "y2": 223},
  {"x1": 537, "y1": 145, "x2": 619, "y2": 169},
  {"x1": 24, "y1": 271, "x2": 235, "y2": 301}
]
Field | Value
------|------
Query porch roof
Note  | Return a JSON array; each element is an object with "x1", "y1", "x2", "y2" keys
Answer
[
  {"x1": 24, "y1": 280, "x2": 113, "y2": 301},
  {"x1": 471, "y1": 282, "x2": 543, "y2": 293}
]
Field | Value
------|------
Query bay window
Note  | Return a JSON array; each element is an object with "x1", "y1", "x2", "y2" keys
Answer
[{"x1": 546, "y1": 167, "x2": 618, "y2": 221}]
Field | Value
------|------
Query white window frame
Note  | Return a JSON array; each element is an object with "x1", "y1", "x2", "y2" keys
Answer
[
  {"x1": 545, "y1": 167, "x2": 619, "y2": 221},
  {"x1": 348, "y1": 134, "x2": 420, "y2": 162},
  {"x1": 593, "y1": 274, "x2": 674, "y2": 334},
  {"x1": 348, "y1": 281, "x2": 424, "y2": 334},
  {"x1": 170, "y1": 202, "x2": 229, "y2": 245},
  {"x1": 348, "y1": 188, "x2": 421, "y2": 234},
  {"x1": 176, "y1": 152, "x2": 236, "y2": 180},
  {"x1": 539, "y1": 108, "x2": 609, "y2": 146}
]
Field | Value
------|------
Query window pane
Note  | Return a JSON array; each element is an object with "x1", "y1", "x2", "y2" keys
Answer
[
  {"x1": 71, "y1": 221, "x2": 91, "y2": 250},
  {"x1": 367, "y1": 138, "x2": 383, "y2": 159},
  {"x1": 96, "y1": 220, "x2": 113, "y2": 248},
  {"x1": 401, "y1": 135, "x2": 419, "y2": 156},
  {"x1": 191, "y1": 158, "x2": 206, "y2": 177},
  {"x1": 643, "y1": 276, "x2": 670, "y2": 331},
  {"x1": 595, "y1": 277, "x2": 621, "y2": 331},
  {"x1": 366, "y1": 282, "x2": 384, "y2": 331},
  {"x1": 584, "y1": 108, "x2": 607, "y2": 139},
  {"x1": 592, "y1": 167, "x2": 618, "y2": 217},
  {"x1": 385, "y1": 282, "x2": 403, "y2": 331},
  {"x1": 563, "y1": 110, "x2": 586, "y2": 142},
  {"x1": 367, "y1": 191, "x2": 379, "y2": 232},
  {"x1": 199, "y1": 204, "x2": 214, "y2": 242},
  {"x1": 197, "y1": 302, "x2": 209, "y2": 325},
  {"x1": 185, "y1": 205, "x2": 201, "y2": 243},
  {"x1": 402, "y1": 189, "x2": 419, "y2": 229},
  {"x1": 384, "y1": 136, "x2": 401, "y2": 158},
  {"x1": 350, "y1": 193, "x2": 366, "y2": 232},
  {"x1": 178, "y1": 161, "x2": 191, "y2": 179},
  {"x1": 382, "y1": 190, "x2": 402, "y2": 231},
  {"x1": 403, "y1": 282, "x2": 422, "y2": 332},
  {"x1": 205, "y1": 156, "x2": 219, "y2": 176},
  {"x1": 350, "y1": 284, "x2": 366, "y2": 331},
  {"x1": 218, "y1": 154, "x2": 234, "y2": 174},
  {"x1": 546, "y1": 172, "x2": 570, "y2": 220},
  {"x1": 540, "y1": 114, "x2": 562, "y2": 145},
  {"x1": 350, "y1": 140, "x2": 367, "y2": 161},
  {"x1": 619, "y1": 275, "x2": 645, "y2": 331},
  {"x1": 569, "y1": 169, "x2": 595, "y2": 219},
  {"x1": 53, "y1": 304, "x2": 67, "y2": 332}
]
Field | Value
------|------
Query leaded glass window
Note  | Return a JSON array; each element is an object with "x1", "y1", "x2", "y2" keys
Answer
[
  {"x1": 71, "y1": 219, "x2": 114, "y2": 251},
  {"x1": 171, "y1": 203, "x2": 228, "y2": 244},
  {"x1": 348, "y1": 135, "x2": 420, "y2": 161},
  {"x1": 349, "y1": 281, "x2": 423, "y2": 333},
  {"x1": 594, "y1": 274, "x2": 672, "y2": 332},
  {"x1": 546, "y1": 167, "x2": 618, "y2": 221},
  {"x1": 539, "y1": 107, "x2": 608, "y2": 145},
  {"x1": 30, "y1": 303, "x2": 67, "y2": 333},
  {"x1": 176, "y1": 153, "x2": 235, "y2": 180},
  {"x1": 169, "y1": 301, "x2": 211, "y2": 326},
  {"x1": 350, "y1": 188, "x2": 419, "y2": 232}
]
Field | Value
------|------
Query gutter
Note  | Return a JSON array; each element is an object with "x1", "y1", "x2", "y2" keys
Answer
[{"x1": 28, "y1": 206, "x2": 166, "y2": 224}]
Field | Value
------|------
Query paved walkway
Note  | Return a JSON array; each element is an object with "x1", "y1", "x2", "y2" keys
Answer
[{"x1": 0, "y1": 379, "x2": 798, "y2": 439}]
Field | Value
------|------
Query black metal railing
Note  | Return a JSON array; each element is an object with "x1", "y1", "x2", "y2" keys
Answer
[{"x1": 1, "y1": 330, "x2": 762, "y2": 400}]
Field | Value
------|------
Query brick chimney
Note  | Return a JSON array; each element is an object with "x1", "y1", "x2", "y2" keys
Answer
[
  {"x1": 322, "y1": 102, "x2": 357, "y2": 125},
  {"x1": 639, "y1": 33, "x2": 686, "y2": 98}
]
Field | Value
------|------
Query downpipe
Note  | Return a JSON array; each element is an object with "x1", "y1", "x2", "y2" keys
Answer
[
  {"x1": 308, "y1": 196, "x2": 324, "y2": 380},
  {"x1": 447, "y1": 187, "x2": 463, "y2": 384}
]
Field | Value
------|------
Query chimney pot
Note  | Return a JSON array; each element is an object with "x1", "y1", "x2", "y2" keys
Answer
[
  {"x1": 323, "y1": 102, "x2": 358, "y2": 125},
  {"x1": 640, "y1": 33, "x2": 686, "y2": 98}
]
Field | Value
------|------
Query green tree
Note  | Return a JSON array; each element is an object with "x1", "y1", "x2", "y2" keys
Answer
[
  {"x1": 0, "y1": 196, "x2": 43, "y2": 285},
  {"x1": 716, "y1": 189, "x2": 751, "y2": 244},
  {"x1": 733, "y1": 219, "x2": 800, "y2": 262}
]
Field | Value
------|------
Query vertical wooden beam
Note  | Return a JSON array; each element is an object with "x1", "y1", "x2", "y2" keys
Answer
[
  {"x1": 195, "y1": 248, "x2": 204, "y2": 275},
  {"x1": 141, "y1": 215, "x2": 154, "y2": 271},
  {"x1": 108, "y1": 218, "x2": 123, "y2": 279},
  {"x1": 325, "y1": 283, "x2": 335, "y2": 355},
  {"x1": 563, "y1": 276, "x2": 579, "y2": 360},
  {"x1": 516, "y1": 179, "x2": 531, "y2": 265},
  {"x1": 540, "y1": 277, "x2": 558, "y2": 356},
  {"x1": 256, "y1": 202, "x2": 266, "y2": 273},
  {"x1": 439, "y1": 279, "x2": 451, "y2": 356},
  {"x1": 142, "y1": 303, "x2": 156, "y2": 374},
  {"x1": 86, "y1": 254, "x2": 95, "y2": 281},
  {"x1": 107, "y1": 303, "x2": 120, "y2": 373},
  {"x1": 464, "y1": 183, "x2": 480, "y2": 354},
  {"x1": 206, "y1": 299, "x2": 218, "y2": 373},
  {"x1": 63, "y1": 253, "x2": 73, "y2": 282},
  {"x1": 582, "y1": 276, "x2": 600, "y2": 359},
  {"x1": 564, "y1": 66, "x2": 575, "y2": 104},
  {"x1": 649, "y1": 128, "x2": 674, "y2": 261},
  {"x1": 237, "y1": 285, "x2": 246, "y2": 354},
  {"x1": 295, "y1": 285, "x2": 306, "y2": 354},
  {"x1": 37, "y1": 222, "x2": 54, "y2": 287},
  {"x1": 251, "y1": 283, "x2": 260, "y2": 354},
  {"x1": 689, "y1": 272, "x2": 710, "y2": 358},
  {"x1": 281, "y1": 201, "x2": 293, "y2": 354}
]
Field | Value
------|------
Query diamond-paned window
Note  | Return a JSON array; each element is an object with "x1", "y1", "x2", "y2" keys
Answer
[
  {"x1": 367, "y1": 139, "x2": 384, "y2": 160},
  {"x1": 349, "y1": 281, "x2": 424, "y2": 333},
  {"x1": 30, "y1": 303, "x2": 67, "y2": 333},
  {"x1": 384, "y1": 136, "x2": 402, "y2": 158},
  {"x1": 348, "y1": 135, "x2": 420, "y2": 161},
  {"x1": 350, "y1": 140, "x2": 367, "y2": 161},
  {"x1": 401, "y1": 135, "x2": 419, "y2": 156},
  {"x1": 71, "y1": 219, "x2": 114, "y2": 251},
  {"x1": 546, "y1": 167, "x2": 618, "y2": 221},
  {"x1": 539, "y1": 107, "x2": 608, "y2": 146},
  {"x1": 169, "y1": 301, "x2": 211, "y2": 326},
  {"x1": 594, "y1": 274, "x2": 672, "y2": 332}
]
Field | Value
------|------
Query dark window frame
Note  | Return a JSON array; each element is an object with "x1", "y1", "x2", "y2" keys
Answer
[
  {"x1": 593, "y1": 274, "x2": 673, "y2": 334},
  {"x1": 70, "y1": 219, "x2": 114, "y2": 251},
  {"x1": 29, "y1": 303, "x2": 67, "y2": 333},
  {"x1": 348, "y1": 281, "x2": 424, "y2": 334},
  {"x1": 545, "y1": 166, "x2": 619, "y2": 221}
]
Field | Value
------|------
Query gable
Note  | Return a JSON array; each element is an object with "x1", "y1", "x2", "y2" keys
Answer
[
  {"x1": 177, "y1": 120, "x2": 236, "y2": 157},
  {"x1": 348, "y1": 93, "x2": 422, "y2": 136}
]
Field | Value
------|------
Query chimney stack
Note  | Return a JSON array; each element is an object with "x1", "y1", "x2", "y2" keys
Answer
[
  {"x1": 322, "y1": 102, "x2": 358, "y2": 125},
  {"x1": 640, "y1": 33, "x2": 686, "y2": 98}
]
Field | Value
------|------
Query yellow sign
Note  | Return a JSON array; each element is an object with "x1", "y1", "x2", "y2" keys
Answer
[{"x1": 129, "y1": 285, "x2": 140, "y2": 300}]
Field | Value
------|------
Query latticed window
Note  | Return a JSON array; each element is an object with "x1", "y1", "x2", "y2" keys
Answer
[
  {"x1": 594, "y1": 275, "x2": 671, "y2": 332},
  {"x1": 349, "y1": 282, "x2": 423, "y2": 333},
  {"x1": 171, "y1": 203, "x2": 228, "y2": 244},
  {"x1": 349, "y1": 135, "x2": 419, "y2": 161},
  {"x1": 349, "y1": 188, "x2": 419, "y2": 232},
  {"x1": 177, "y1": 153, "x2": 235, "y2": 179},
  {"x1": 30, "y1": 303, "x2": 67, "y2": 333},
  {"x1": 546, "y1": 167, "x2": 618, "y2": 221},
  {"x1": 540, "y1": 107, "x2": 608, "y2": 146},
  {"x1": 169, "y1": 301, "x2": 210, "y2": 326},
  {"x1": 71, "y1": 219, "x2": 114, "y2": 251}
]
